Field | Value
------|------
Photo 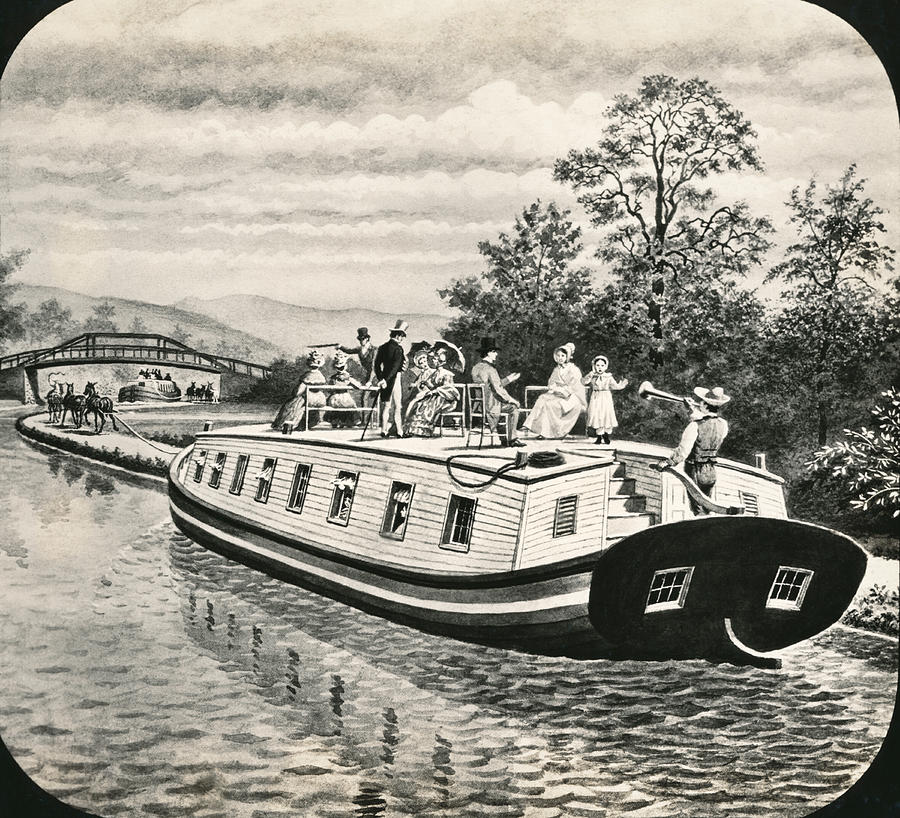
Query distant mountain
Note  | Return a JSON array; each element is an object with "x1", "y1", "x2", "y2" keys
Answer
[
  {"x1": 9, "y1": 285, "x2": 285, "y2": 363},
  {"x1": 172, "y1": 294, "x2": 451, "y2": 354}
]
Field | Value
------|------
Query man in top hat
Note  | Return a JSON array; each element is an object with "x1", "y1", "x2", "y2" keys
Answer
[
  {"x1": 338, "y1": 327, "x2": 376, "y2": 384},
  {"x1": 373, "y1": 320, "x2": 409, "y2": 437},
  {"x1": 470, "y1": 336, "x2": 525, "y2": 447},
  {"x1": 655, "y1": 386, "x2": 731, "y2": 512}
]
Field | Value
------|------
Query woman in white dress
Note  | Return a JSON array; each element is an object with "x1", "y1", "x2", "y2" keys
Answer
[
  {"x1": 522, "y1": 342, "x2": 586, "y2": 439},
  {"x1": 582, "y1": 354, "x2": 629, "y2": 445}
]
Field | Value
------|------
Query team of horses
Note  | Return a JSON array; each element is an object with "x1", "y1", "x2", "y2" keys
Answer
[
  {"x1": 186, "y1": 381, "x2": 217, "y2": 403},
  {"x1": 45, "y1": 382, "x2": 119, "y2": 434}
]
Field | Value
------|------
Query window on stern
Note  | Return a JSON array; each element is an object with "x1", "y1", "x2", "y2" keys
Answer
[
  {"x1": 229, "y1": 453, "x2": 249, "y2": 495},
  {"x1": 254, "y1": 458, "x2": 277, "y2": 503},
  {"x1": 192, "y1": 449, "x2": 207, "y2": 483},
  {"x1": 767, "y1": 567, "x2": 814, "y2": 611},
  {"x1": 208, "y1": 452, "x2": 227, "y2": 489},
  {"x1": 382, "y1": 481, "x2": 415, "y2": 540},
  {"x1": 286, "y1": 463, "x2": 312, "y2": 514},
  {"x1": 441, "y1": 494, "x2": 477, "y2": 552},
  {"x1": 645, "y1": 567, "x2": 694, "y2": 613},
  {"x1": 554, "y1": 495, "x2": 578, "y2": 537},
  {"x1": 328, "y1": 470, "x2": 359, "y2": 526}
]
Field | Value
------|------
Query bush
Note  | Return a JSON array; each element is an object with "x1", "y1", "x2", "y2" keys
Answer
[
  {"x1": 842, "y1": 584, "x2": 899, "y2": 637},
  {"x1": 145, "y1": 430, "x2": 195, "y2": 448}
]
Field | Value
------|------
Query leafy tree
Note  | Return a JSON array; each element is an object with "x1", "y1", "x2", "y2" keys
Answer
[
  {"x1": 0, "y1": 249, "x2": 29, "y2": 352},
  {"x1": 24, "y1": 298, "x2": 76, "y2": 345},
  {"x1": 128, "y1": 316, "x2": 149, "y2": 333},
  {"x1": 83, "y1": 301, "x2": 118, "y2": 333},
  {"x1": 766, "y1": 165, "x2": 897, "y2": 444},
  {"x1": 806, "y1": 388, "x2": 900, "y2": 522},
  {"x1": 439, "y1": 200, "x2": 595, "y2": 386},
  {"x1": 554, "y1": 75, "x2": 772, "y2": 351},
  {"x1": 171, "y1": 323, "x2": 192, "y2": 345},
  {"x1": 239, "y1": 355, "x2": 306, "y2": 403}
]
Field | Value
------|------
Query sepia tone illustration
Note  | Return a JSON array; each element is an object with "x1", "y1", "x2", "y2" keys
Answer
[{"x1": 0, "y1": 1, "x2": 897, "y2": 816}]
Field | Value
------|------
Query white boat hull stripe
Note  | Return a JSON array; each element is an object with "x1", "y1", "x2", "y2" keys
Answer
[{"x1": 170, "y1": 501, "x2": 589, "y2": 616}]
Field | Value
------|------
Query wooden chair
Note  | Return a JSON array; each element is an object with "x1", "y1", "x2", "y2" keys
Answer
[
  {"x1": 436, "y1": 397, "x2": 465, "y2": 437},
  {"x1": 464, "y1": 383, "x2": 508, "y2": 449},
  {"x1": 519, "y1": 386, "x2": 548, "y2": 438}
]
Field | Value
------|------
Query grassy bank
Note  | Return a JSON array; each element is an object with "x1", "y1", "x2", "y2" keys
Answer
[{"x1": 16, "y1": 415, "x2": 172, "y2": 478}]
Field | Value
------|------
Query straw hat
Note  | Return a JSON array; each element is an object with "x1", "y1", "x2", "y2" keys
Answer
[{"x1": 693, "y1": 386, "x2": 731, "y2": 407}]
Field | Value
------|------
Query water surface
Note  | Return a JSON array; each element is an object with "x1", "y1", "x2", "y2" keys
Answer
[{"x1": 0, "y1": 417, "x2": 896, "y2": 817}]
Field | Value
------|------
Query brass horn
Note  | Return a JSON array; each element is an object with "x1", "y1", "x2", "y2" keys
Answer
[{"x1": 638, "y1": 380, "x2": 689, "y2": 405}]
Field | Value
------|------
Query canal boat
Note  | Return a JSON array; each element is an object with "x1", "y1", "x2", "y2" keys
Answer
[
  {"x1": 118, "y1": 377, "x2": 182, "y2": 403},
  {"x1": 167, "y1": 422, "x2": 867, "y2": 667}
]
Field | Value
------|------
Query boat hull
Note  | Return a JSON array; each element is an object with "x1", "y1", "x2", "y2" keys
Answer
[
  {"x1": 118, "y1": 384, "x2": 181, "y2": 402},
  {"x1": 167, "y1": 442, "x2": 867, "y2": 666},
  {"x1": 168, "y1": 483, "x2": 612, "y2": 658}
]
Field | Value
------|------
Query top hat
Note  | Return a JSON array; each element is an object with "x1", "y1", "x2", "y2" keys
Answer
[
  {"x1": 693, "y1": 386, "x2": 731, "y2": 407},
  {"x1": 477, "y1": 336, "x2": 498, "y2": 356},
  {"x1": 389, "y1": 320, "x2": 408, "y2": 336},
  {"x1": 554, "y1": 342, "x2": 576, "y2": 361},
  {"x1": 356, "y1": 327, "x2": 369, "y2": 340}
]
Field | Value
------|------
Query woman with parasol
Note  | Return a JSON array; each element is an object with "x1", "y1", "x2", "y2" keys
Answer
[{"x1": 404, "y1": 340, "x2": 464, "y2": 437}]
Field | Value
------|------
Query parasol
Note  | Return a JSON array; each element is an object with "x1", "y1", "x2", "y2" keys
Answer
[{"x1": 431, "y1": 339, "x2": 466, "y2": 373}]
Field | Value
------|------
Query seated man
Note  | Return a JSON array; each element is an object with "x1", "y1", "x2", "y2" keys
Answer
[{"x1": 470, "y1": 336, "x2": 524, "y2": 447}]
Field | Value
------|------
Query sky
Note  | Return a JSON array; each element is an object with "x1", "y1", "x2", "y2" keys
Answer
[{"x1": 0, "y1": 0, "x2": 897, "y2": 315}]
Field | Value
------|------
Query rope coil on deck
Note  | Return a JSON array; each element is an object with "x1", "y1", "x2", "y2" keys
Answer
[{"x1": 445, "y1": 450, "x2": 565, "y2": 489}]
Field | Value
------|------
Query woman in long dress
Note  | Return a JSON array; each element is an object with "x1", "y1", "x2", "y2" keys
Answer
[
  {"x1": 326, "y1": 350, "x2": 364, "y2": 427},
  {"x1": 582, "y1": 354, "x2": 629, "y2": 444},
  {"x1": 404, "y1": 343, "x2": 461, "y2": 437},
  {"x1": 271, "y1": 350, "x2": 327, "y2": 431},
  {"x1": 522, "y1": 342, "x2": 586, "y2": 439}
]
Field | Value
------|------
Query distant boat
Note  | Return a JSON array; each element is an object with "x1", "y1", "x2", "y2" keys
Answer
[
  {"x1": 118, "y1": 378, "x2": 182, "y2": 403},
  {"x1": 167, "y1": 421, "x2": 866, "y2": 668}
]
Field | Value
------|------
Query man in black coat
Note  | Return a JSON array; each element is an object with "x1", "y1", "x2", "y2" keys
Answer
[{"x1": 373, "y1": 320, "x2": 408, "y2": 437}]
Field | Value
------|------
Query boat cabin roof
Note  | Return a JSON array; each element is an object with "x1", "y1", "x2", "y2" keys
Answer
[{"x1": 194, "y1": 424, "x2": 780, "y2": 485}]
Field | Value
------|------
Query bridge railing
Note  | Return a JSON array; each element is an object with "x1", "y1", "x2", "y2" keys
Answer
[{"x1": 0, "y1": 343, "x2": 270, "y2": 378}]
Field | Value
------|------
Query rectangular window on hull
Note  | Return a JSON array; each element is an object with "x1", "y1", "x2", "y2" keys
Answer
[
  {"x1": 767, "y1": 567, "x2": 814, "y2": 610},
  {"x1": 208, "y1": 452, "x2": 227, "y2": 489},
  {"x1": 645, "y1": 567, "x2": 694, "y2": 613},
  {"x1": 192, "y1": 450, "x2": 207, "y2": 483},
  {"x1": 554, "y1": 495, "x2": 578, "y2": 537},
  {"x1": 328, "y1": 470, "x2": 358, "y2": 526},
  {"x1": 382, "y1": 481, "x2": 415, "y2": 540},
  {"x1": 254, "y1": 458, "x2": 277, "y2": 503},
  {"x1": 230, "y1": 453, "x2": 249, "y2": 495},
  {"x1": 287, "y1": 463, "x2": 312, "y2": 513},
  {"x1": 441, "y1": 495, "x2": 477, "y2": 552}
]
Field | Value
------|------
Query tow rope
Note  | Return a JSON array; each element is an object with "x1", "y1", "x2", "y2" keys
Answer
[{"x1": 445, "y1": 449, "x2": 565, "y2": 489}]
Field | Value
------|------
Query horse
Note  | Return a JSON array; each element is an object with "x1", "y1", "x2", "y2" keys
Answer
[
  {"x1": 45, "y1": 383, "x2": 63, "y2": 423},
  {"x1": 83, "y1": 382, "x2": 118, "y2": 434},
  {"x1": 59, "y1": 383, "x2": 85, "y2": 428},
  {"x1": 203, "y1": 382, "x2": 218, "y2": 403},
  {"x1": 186, "y1": 381, "x2": 197, "y2": 401}
]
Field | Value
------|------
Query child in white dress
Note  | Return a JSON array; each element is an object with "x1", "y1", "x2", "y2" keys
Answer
[{"x1": 581, "y1": 355, "x2": 628, "y2": 445}]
